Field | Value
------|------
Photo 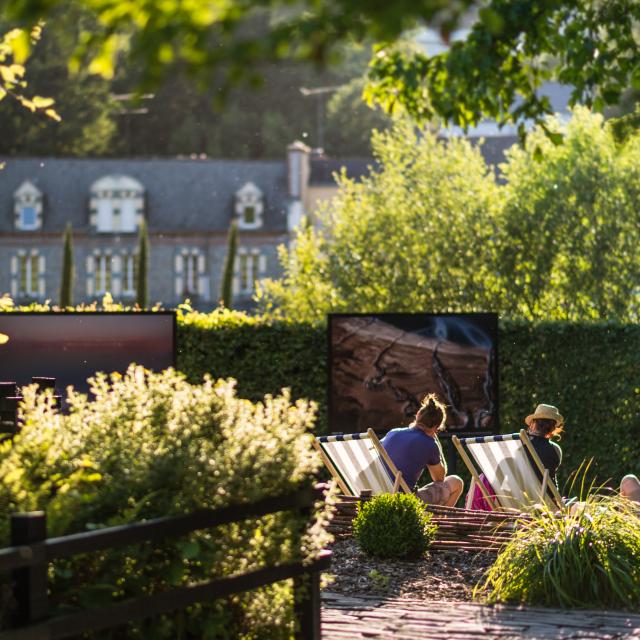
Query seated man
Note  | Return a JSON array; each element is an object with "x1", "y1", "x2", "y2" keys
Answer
[{"x1": 381, "y1": 393, "x2": 463, "y2": 506}]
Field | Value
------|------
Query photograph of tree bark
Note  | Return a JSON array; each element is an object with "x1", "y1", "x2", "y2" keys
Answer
[{"x1": 329, "y1": 314, "x2": 497, "y2": 434}]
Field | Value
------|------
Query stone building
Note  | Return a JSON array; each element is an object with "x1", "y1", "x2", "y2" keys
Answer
[{"x1": 0, "y1": 145, "x2": 346, "y2": 310}]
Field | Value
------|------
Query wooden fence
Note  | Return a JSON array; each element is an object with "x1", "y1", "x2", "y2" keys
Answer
[{"x1": 0, "y1": 484, "x2": 331, "y2": 639}]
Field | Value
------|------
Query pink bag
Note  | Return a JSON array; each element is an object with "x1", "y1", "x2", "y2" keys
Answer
[{"x1": 468, "y1": 473, "x2": 496, "y2": 511}]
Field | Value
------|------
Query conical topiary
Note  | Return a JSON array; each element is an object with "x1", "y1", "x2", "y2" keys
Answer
[
  {"x1": 136, "y1": 219, "x2": 149, "y2": 308},
  {"x1": 220, "y1": 220, "x2": 238, "y2": 307},
  {"x1": 59, "y1": 223, "x2": 74, "y2": 308}
]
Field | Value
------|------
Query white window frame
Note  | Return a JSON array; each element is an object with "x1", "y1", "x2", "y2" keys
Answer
[
  {"x1": 235, "y1": 182, "x2": 264, "y2": 230},
  {"x1": 94, "y1": 252, "x2": 113, "y2": 295},
  {"x1": 90, "y1": 176, "x2": 145, "y2": 234},
  {"x1": 18, "y1": 253, "x2": 39, "y2": 296},
  {"x1": 14, "y1": 181, "x2": 43, "y2": 231},
  {"x1": 174, "y1": 248, "x2": 210, "y2": 301},
  {"x1": 235, "y1": 248, "x2": 266, "y2": 296},
  {"x1": 12, "y1": 250, "x2": 44, "y2": 298},
  {"x1": 121, "y1": 252, "x2": 137, "y2": 296}
]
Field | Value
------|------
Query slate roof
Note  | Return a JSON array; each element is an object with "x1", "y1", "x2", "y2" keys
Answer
[
  {"x1": 0, "y1": 157, "x2": 289, "y2": 233},
  {"x1": 309, "y1": 157, "x2": 376, "y2": 185}
]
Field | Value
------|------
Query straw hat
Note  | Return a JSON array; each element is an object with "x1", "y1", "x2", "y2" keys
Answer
[{"x1": 525, "y1": 403, "x2": 564, "y2": 427}]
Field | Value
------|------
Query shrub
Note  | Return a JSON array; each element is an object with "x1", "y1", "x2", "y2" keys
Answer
[
  {"x1": 353, "y1": 493, "x2": 437, "y2": 559},
  {"x1": 0, "y1": 365, "x2": 332, "y2": 637},
  {"x1": 477, "y1": 495, "x2": 640, "y2": 609}
]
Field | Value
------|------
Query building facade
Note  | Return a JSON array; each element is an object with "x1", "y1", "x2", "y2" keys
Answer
[{"x1": 0, "y1": 150, "x2": 322, "y2": 310}]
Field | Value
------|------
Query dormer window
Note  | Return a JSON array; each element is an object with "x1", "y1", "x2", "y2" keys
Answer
[
  {"x1": 14, "y1": 181, "x2": 43, "y2": 231},
  {"x1": 235, "y1": 182, "x2": 264, "y2": 230},
  {"x1": 89, "y1": 175, "x2": 145, "y2": 233}
]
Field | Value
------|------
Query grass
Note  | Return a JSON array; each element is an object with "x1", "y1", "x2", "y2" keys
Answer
[{"x1": 475, "y1": 492, "x2": 640, "y2": 609}]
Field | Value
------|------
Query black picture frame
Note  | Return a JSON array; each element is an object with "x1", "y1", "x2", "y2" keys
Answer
[
  {"x1": 328, "y1": 312, "x2": 499, "y2": 436},
  {"x1": 0, "y1": 311, "x2": 176, "y2": 398}
]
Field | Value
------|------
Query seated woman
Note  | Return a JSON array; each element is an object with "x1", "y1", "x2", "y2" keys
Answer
[
  {"x1": 381, "y1": 393, "x2": 464, "y2": 507},
  {"x1": 468, "y1": 403, "x2": 564, "y2": 510}
]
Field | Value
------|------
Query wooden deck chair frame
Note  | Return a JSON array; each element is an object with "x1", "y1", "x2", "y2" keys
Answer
[
  {"x1": 452, "y1": 429, "x2": 563, "y2": 512},
  {"x1": 313, "y1": 428, "x2": 412, "y2": 497}
]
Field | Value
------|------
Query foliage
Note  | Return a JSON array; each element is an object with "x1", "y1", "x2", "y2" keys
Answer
[
  {"x1": 477, "y1": 495, "x2": 640, "y2": 609},
  {"x1": 0, "y1": 24, "x2": 59, "y2": 121},
  {"x1": 6, "y1": 1, "x2": 640, "y2": 135},
  {"x1": 498, "y1": 320, "x2": 640, "y2": 490},
  {"x1": 261, "y1": 109, "x2": 640, "y2": 323},
  {"x1": 367, "y1": 1, "x2": 640, "y2": 137},
  {"x1": 2, "y1": 1, "x2": 473, "y2": 95},
  {"x1": 221, "y1": 221, "x2": 238, "y2": 308},
  {"x1": 496, "y1": 107, "x2": 640, "y2": 320},
  {"x1": 2, "y1": 298, "x2": 638, "y2": 485},
  {"x1": 353, "y1": 493, "x2": 437, "y2": 559},
  {"x1": 59, "y1": 223, "x2": 74, "y2": 308},
  {"x1": 0, "y1": 365, "x2": 331, "y2": 636},
  {"x1": 258, "y1": 119, "x2": 501, "y2": 322},
  {"x1": 135, "y1": 219, "x2": 149, "y2": 309},
  {"x1": 176, "y1": 305, "x2": 327, "y2": 430},
  {"x1": 0, "y1": 4, "x2": 116, "y2": 156}
]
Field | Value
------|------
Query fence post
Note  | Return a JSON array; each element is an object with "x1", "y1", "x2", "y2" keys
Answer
[
  {"x1": 11, "y1": 511, "x2": 48, "y2": 626},
  {"x1": 293, "y1": 484, "x2": 325, "y2": 640},
  {"x1": 293, "y1": 569, "x2": 321, "y2": 640}
]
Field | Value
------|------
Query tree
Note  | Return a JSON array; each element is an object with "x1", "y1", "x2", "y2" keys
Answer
[
  {"x1": 495, "y1": 107, "x2": 640, "y2": 320},
  {"x1": 220, "y1": 220, "x2": 238, "y2": 308},
  {"x1": 5, "y1": 1, "x2": 640, "y2": 135},
  {"x1": 136, "y1": 219, "x2": 149, "y2": 308},
  {"x1": 258, "y1": 120, "x2": 502, "y2": 322},
  {"x1": 59, "y1": 223, "x2": 74, "y2": 307},
  {"x1": 260, "y1": 109, "x2": 640, "y2": 323},
  {"x1": 0, "y1": 4, "x2": 117, "y2": 156}
]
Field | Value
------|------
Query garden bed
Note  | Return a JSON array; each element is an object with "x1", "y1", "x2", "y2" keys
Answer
[{"x1": 323, "y1": 537, "x2": 494, "y2": 601}]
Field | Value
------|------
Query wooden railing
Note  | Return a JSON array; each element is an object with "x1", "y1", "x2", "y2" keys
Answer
[{"x1": 0, "y1": 484, "x2": 331, "y2": 640}]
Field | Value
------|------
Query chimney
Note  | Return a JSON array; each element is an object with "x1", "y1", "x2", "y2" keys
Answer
[{"x1": 287, "y1": 141, "x2": 311, "y2": 200}]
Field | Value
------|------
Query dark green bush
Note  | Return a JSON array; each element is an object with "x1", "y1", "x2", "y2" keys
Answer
[
  {"x1": 353, "y1": 493, "x2": 437, "y2": 559},
  {"x1": 477, "y1": 495, "x2": 640, "y2": 609}
]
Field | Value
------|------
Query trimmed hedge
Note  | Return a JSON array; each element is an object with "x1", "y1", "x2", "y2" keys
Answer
[
  {"x1": 177, "y1": 311, "x2": 639, "y2": 487},
  {"x1": 499, "y1": 321, "x2": 640, "y2": 489},
  {"x1": 1, "y1": 298, "x2": 638, "y2": 487}
]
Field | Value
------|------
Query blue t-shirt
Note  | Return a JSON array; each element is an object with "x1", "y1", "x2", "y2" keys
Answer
[{"x1": 380, "y1": 426, "x2": 443, "y2": 489}]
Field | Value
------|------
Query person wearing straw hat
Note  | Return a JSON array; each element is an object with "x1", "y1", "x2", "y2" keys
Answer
[{"x1": 524, "y1": 403, "x2": 564, "y2": 492}]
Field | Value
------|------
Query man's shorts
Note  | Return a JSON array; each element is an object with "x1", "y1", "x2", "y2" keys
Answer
[{"x1": 416, "y1": 480, "x2": 452, "y2": 506}]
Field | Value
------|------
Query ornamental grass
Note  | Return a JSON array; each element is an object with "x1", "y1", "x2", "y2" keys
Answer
[{"x1": 476, "y1": 493, "x2": 640, "y2": 610}]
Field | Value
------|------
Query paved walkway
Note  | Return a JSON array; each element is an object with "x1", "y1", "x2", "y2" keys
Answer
[{"x1": 322, "y1": 592, "x2": 640, "y2": 639}]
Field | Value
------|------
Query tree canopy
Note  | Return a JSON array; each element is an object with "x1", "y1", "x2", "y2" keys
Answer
[
  {"x1": 3, "y1": 1, "x2": 640, "y2": 133},
  {"x1": 259, "y1": 109, "x2": 640, "y2": 323}
]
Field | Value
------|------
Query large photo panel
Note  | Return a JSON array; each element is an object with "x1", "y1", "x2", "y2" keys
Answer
[
  {"x1": 0, "y1": 312, "x2": 176, "y2": 397},
  {"x1": 329, "y1": 313, "x2": 498, "y2": 435}
]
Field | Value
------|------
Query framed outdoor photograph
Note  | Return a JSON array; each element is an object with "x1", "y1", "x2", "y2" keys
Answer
[
  {"x1": 328, "y1": 313, "x2": 498, "y2": 435},
  {"x1": 0, "y1": 311, "x2": 176, "y2": 397}
]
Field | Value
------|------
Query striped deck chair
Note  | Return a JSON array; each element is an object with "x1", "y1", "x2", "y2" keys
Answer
[
  {"x1": 452, "y1": 430, "x2": 563, "y2": 512},
  {"x1": 313, "y1": 429, "x2": 412, "y2": 497}
]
